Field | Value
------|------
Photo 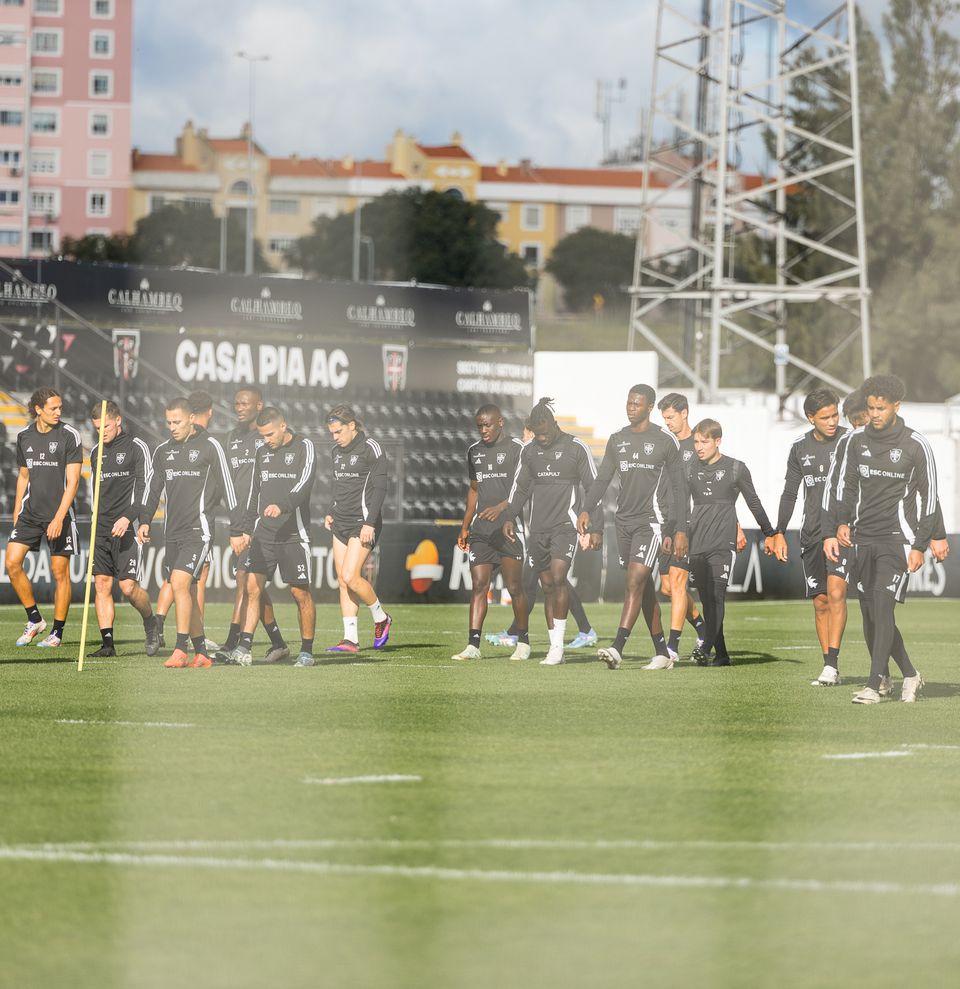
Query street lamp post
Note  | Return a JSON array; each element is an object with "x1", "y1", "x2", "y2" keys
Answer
[{"x1": 236, "y1": 50, "x2": 269, "y2": 276}]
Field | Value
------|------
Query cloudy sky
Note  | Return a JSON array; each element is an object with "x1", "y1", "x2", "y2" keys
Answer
[{"x1": 132, "y1": 1, "x2": 891, "y2": 168}]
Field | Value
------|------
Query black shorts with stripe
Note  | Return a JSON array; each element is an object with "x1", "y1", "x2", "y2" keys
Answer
[
  {"x1": 163, "y1": 536, "x2": 210, "y2": 582},
  {"x1": 8, "y1": 512, "x2": 79, "y2": 556},
  {"x1": 246, "y1": 538, "x2": 312, "y2": 586},
  {"x1": 526, "y1": 523, "x2": 578, "y2": 573},
  {"x1": 92, "y1": 529, "x2": 142, "y2": 581},
  {"x1": 332, "y1": 519, "x2": 382, "y2": 549},
  {"x1": 855, "y1": 541, "x2": 910, "y2": 603},
  {"x1": 468, "y1": 525, "x2": 524, "y2": 567},
  {"x1": 800, "y1": 542, "x2": 851, "y2": 599},
  {"x1": 615, "y1": 520, "x2": 661, "y2": 570}
]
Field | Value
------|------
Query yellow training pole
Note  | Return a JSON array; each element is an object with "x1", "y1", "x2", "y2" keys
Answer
[{"x1": 78, "y1": 400, "x2": 108, "y2": 672}]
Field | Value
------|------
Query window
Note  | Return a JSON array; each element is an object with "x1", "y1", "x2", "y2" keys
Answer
[
  {"x1": 521, "y1": 204, "x2": 543, "y2": 230},
  {"x1": 91, "y1": 0, "x2": 113, "y2": 16},
  {"x1": 565, "y1": 204, "x2": 591, "y2": 233},
  {"x1": 89, "y1": 111, "x2": 110, "y2": 136},
  {"x1": 90, "y1": 30, "x2": 112, "y2": 58},
  {"x1": 149, "y1": 194, "x2": 166, "y2": 212},
  {"x1": 230, "y1": 179, "x2": 251, "y2": 195},
  {"x1": 0, "y1": 148, "x2": 21, "y2": 167},
  {"x1": 0, "y1": 109, "x2": 23, "y2": 126},
  {"x1": 0, "y1": 188, "x2": 19, "y2": 205},
  {"x1": 0, "y1": 1, "x2": 25, "y2": 7},
  {"x1": 183, "y1": 196, "x2": 212, "y2": 209},
  {"x1": 30, "y1": 189, "x2": 57, "y2": 215},
  {"x1": 485, "y1": 201, "x2": 509, "y2": 224},
  {"x1": 32, "y1": 30, "x2": 61, "y2": 54},
  {"x1": 268, "y1": 236, "x2": 295, "y2": 255},
  {"x1": 87, "y1": 150, "x2": 109, "y2": 177},
  {"x1": 30, "y1": 229, "x2": 54, "y2": 252},
  {"x1": 269, "y1": 198, "x2": 298, "y2": 215},
  {"x1": 521, "y1": 243, "x2": 542, "y2": 267},
  {"x1": 312, "y1": 198, "x2": 336, "y2": 219},
  {"x1": 87, "y1": 190, "x2": 109, "y2": 217},
  {"x1": 613, "y1": 206, "x2": 642, "y2": 235},
  {"x1": 0, "y1": 229, "x2": 20, "y2": 245},
  {"x1": 31, "y1": 109, "x2": 57, "y2": 133},
  {"x1": 0, "y1": 70, "x2": 22, "y2": 87},
  {"x1": 34, "y1": 0, "x2": 62, "y2": 13},
  {"x1": 89, "y1": 70, "x2": 112, "y2": 98},
  {"x1": 31, "y1": 149, "x2": 58, "y2": 174},
  {"x1": 32, "y1": 68, "x2": 60, "y2": 94}
]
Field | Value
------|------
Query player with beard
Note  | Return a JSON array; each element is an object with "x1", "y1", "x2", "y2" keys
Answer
[
  {"x1": 5, "y1": 387, "x2": 81, "y2": 649},
  {"x1": 766, "y1": 389, "x2": 850, "y2": 686},
  {"x1": 216, "y1": 386, "x2": 289, "y2": 664},
  {"x1": 232, "y1": 407, "x2": 316, "y2": 667},
  {"x1": 86, "y1": 400, "x2": 158, "y2": 657},
  {"x1": 125, "y1": 397, "x2": 245, "y2": 668},
  {"x1": 578, "y1": 384, "x2": 688, "y2": 670},
  {"x1": 825, "y1": 375, "x2": 941, "y2": 704},
  {"x1": 324, "y1": 405, "x2": 392, "y2": 653},
  {"x1": 684, "y1": 419, "x2": 776, "y2": 666},
  {"x1": 502, "y1": 398, "x2": 599, "y2": 666},
  {"x1": 454, "y1": 404, "x2": 529, "y2": 661}
]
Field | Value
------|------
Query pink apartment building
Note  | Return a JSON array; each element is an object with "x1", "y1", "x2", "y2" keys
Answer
[{"x1": 0, "y1": 0, "x2": 131, "y2": 257}]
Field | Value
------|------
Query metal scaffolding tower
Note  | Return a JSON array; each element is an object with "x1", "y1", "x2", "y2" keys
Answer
[{"x1": 628, "y1": 0, "x2": 871, "y2": 401}]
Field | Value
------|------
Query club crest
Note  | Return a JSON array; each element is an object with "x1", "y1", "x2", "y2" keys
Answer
[
  {"x1": 350, "y1": 455, "x2": 359, "y2": 466},
  {"x1": 115, "y1": 452, "x2": 125, "y2": 465},
  {"x1": 49, "y1": 442, "x2": 58, "y2": 454},
  {"x1": 682, "y1": 450, "x2": 693, "y2": 461},
  {"x1": 554, "y1": 451, "x2": 562, "y2": 460},
  {"x1": 497, "y1": 452, "x2": 506, "y2": 464},
  {"x1": 715, "y1": 470, "x2": 725, "y2": 481},
  {"x1": 889, "y1": 448, "x2": 902, "y2": 463},
  {"x1": 188, "y1": 449, "x2": 200, "y2": 463},
  {"x1": 284, "y1": 452, "x2": 295, "y2": 466},
  {"x1": 643, "y1": 442, "x2": 655, "y2": 456}
]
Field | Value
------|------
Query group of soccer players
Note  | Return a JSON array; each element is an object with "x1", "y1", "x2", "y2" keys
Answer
[
  {"x1": 3, "y1": 374, "x2": 948, "y2": 703},
  {"x1": 456, "y1": 376, "x2": 946, "y2": 704},
  {"x1": 4, "y1": 387, "x2": 392, "y2": 668}
]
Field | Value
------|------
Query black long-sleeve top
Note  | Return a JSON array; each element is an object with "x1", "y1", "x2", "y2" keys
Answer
[
  {"x1": 330, "y1": 430, "x2": 388, "y2": 527},
  {"x1": 241, "y1": 433, "x2": 316, "y2": 543}
]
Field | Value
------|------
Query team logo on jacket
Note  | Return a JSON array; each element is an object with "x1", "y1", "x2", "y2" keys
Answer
[
  {"x1": 115, "y1": 452, "x2": 125, "y2": 465},
  {"x1": 554, "y1": 451, "x2": 562, "y2": 459},
  {"x1": 644, "y1": 443, "x2": 655, "y2": 456},
  {"x1": 284, "y1": 452, "x2": 295, "y2": 465},
  {"x1": 350, "y1": 455, "x2": 359, "y2": 466},
  {"x1": 497, "y1": 452, "x2": 506, "y2": 464},
  {"x1": 683, "y1": 450, "x2": 693, "y2": 461},
  {"x1": 49, "y1": 442, "x2": 58, "y2": 453},
  {"x1": 889, "y1": 448, "x2": 902, "y2": 463},
  {"x1": 188, "y1": 449, "x2": 200, "y2": 463},
  {"x1": 859, "y1": 464, "x2": 870, "y2": 478},
  {"x1": 715, "y1": 470, "x2": 725, "y2": 481}
]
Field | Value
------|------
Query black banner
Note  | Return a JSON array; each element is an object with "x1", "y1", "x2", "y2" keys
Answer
[
  {"x1": 0, "y1": 259, "x2": 533, "y2": 348},
  {"x1": 1, "y1": 524, "x2": 957, "y2": 605}
]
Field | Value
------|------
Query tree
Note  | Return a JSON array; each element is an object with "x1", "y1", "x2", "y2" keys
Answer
[
  {"x1": 287, "y1": 189, "x2": 531, "y2": 289},
  {"x1": 61, "y1": 232, "x2": 132, "y2": 263},
  {"x1": 545, "y1": 227, "x2": 636, "y2": 312}
]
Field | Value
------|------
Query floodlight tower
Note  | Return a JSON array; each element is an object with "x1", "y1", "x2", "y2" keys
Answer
[{"x1": 628, "y1": 0, "x2": 871, "y2": 402}]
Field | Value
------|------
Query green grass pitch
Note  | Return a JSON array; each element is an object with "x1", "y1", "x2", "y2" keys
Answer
[{"x1": 1, "y1": 598, "x2": 959, "y2": 988}]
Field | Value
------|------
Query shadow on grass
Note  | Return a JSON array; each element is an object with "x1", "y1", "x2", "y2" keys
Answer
[
  {"x1": 917, "y1": 681, "x2": 960, "y2": 699},
  {"x1": 726, "y1": 650, "x2": 796, "y2": 665},
  {"x1": 0, "y1": 655, "x2": 76, "y2": 665},
  {"x1": 316, "y1": 654, "x2": 388, "y2": 666}
]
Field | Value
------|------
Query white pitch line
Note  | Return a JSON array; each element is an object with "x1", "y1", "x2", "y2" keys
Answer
[
  {"x1": 24, "y1": 838, "x2": 960, "y2": 853},
  {"x1": 0, "y1": 847, "x2": 956, "y2": 898},
  {"x1": 822, "y1": 751, "x2": 913, "y2": 760},
  {"x1": 348, "y1": 662, "x2": 457, "y2": 669},
  {"x1": 904, "y1": 744, "x2": 960, "y2": 751},
  {"x1": 303, "y1": 774, "x2": 422, "y2": 786},
  {"x1": 54, "y1": 719, "x2": 196, "y2": 729}
]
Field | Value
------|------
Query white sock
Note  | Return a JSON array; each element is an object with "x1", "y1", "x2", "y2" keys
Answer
[
  {"x1": 368, "y1": 599, "x2": 387, "y2": 623},
  {"x1": 343, "y1": 616, "x2": 358, "y2": 643},
  {"x1": 551, "y1": 619, "x2": 567, "y2": 649}
]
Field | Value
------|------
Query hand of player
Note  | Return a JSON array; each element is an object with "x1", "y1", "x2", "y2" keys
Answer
[
  {"x1": 359, "y1": 524, "x2": 375, "y2": 548},
  {"x1": 502, "y1": 519, "x2": 516, "y2": 544},
  {"x1": 324, "y1": 515, "x2": 333, "y2": 531},
  {"x1": 457, "y1": 528, "x2": 469, "y2": 552},
  {"x1": 929, "y1": 538, "x2": 949, "y2": 563},
  {"x1": 661, "y1": 535, "x2": 673, "y2": 556},
  {"x1": 230, "y1": 534, "x2": 249, "y2": 556},
  {"x1": 112, "y1": 517, "x2": 130, "y2": 539},
  {"x1": 137, "y1": 523, "x2": 151, "y2": 544},
  {"x1": 263, "y1": 504, "x2": 281, "y2": 518},
  {"x1": 837, "y1": 524, "x2": 853, "y2": 548},
  {"x1": 907, "y1": 548, "x2": 924, "y2": 573},
  {"x1": 46, "y1": 515, "x2": 64, "y2": 540},
  {"x1": 736, "y1": 525, "x2": 747, "y2": 553},
  {"x1": 823, "y1": 537, "x2": 840, "y2": 563},
  {"x1": 478, "y1": 501, "x2": 506, "y2": 523},
  {"x1": 588, "y1": 532, "x2": 602, "y2": 551},
  {"x1": 672, "y1": 531, "x2": 688, "y2": 560},
  {"x1": 766, "y1": 533, "x2": 788, "y2": 562},
  {"x1": 576, "y1": 511, "x2": 591, "y2": 535},
  {"x1": 577, "y1": 531, "x2": 591, "y2": 551}
]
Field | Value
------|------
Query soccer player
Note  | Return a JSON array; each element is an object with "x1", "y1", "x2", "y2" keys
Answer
[
  {"x1": 232, "y1": 407, "x2": 317, "y2": 667},
  {"x1": 502, "y1": 397, "x2": 599, "y2": 666},
  {"x1": 766, "y1": 389, "x2": 850, "y2": 686},
  {"x1": 151, "y1": 389, "x2": 218, "y2": 651},
  {"x1": 126, "y1": 397, "x2": 245, "y2": 668},
  {"x1": 324, "y1": 404, "x2": 392, "y2": 653},
  {"x1": 216, "y1": 386, "x2": 288, "y2": 664},
  {"x1": 454, "y1": 404, "x2": 530, "y2": 661},
  {"x1": 655, "y1": 393, "x2": 709, "y2": 657},
  {"x1": 579, "y1": 384, "x2": 688, "y2": 670},
  {"x1": 87, "y1": 400, "x2": 159, "y2": 657},
  {"x1": 5, "y1": 387, "x2": 82, "y2": 648},
  {"x1": 684, "y1": 418, "x2": 776, "y2": 666},
  {"x1": 825, "y1": 375, "x2": 940, "y2": 704}
]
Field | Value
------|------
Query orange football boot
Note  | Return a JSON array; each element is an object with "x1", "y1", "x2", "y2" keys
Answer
[
  {"x1": 188, "y1": 652, "x2": 213, "y2": 668},
  {"x1": 164, "y1": 648, "x2": 189, "y2": 668}
]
